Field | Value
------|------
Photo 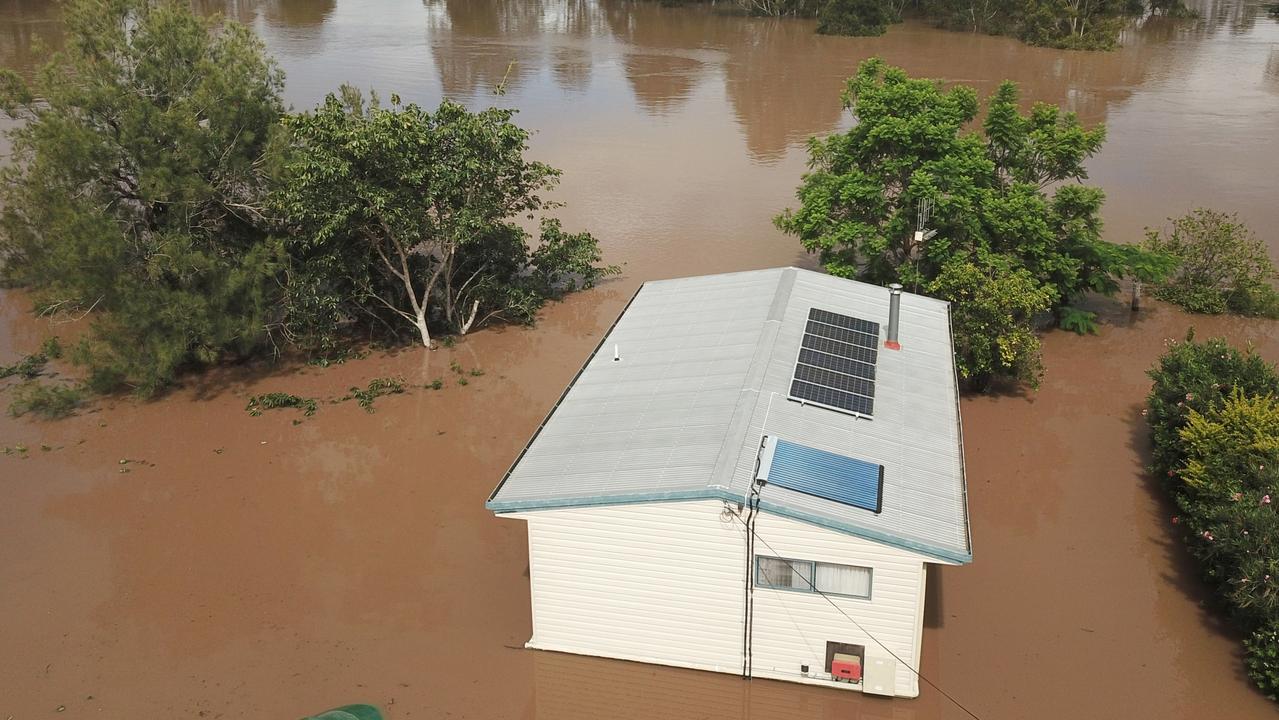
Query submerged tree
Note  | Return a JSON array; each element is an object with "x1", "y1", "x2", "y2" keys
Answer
[
  {"x1": 1142, "y1": 209, "x2": 1279, "y2": 318},
  {"x1": 0, "y1": 0, "x2": 285, "y2": 394},
  {"x1": 776, "y1": 59, "x2": 1165, "y2": 388},
  {"x1": 275, "y1": 87, "x2": 617, "y2": 350}
]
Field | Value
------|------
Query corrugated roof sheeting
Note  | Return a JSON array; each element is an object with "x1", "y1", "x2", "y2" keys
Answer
[
  {"x1": 487, "y1": 267, "x2": 971, "y2": 563},
  {"x1": 487, "y1": 269, "x2": 784, "y2": 507}
]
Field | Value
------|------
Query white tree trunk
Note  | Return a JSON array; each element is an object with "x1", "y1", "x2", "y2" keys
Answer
[{"x1": 415, "y1": 308, "x2": 432, "y2": 348}]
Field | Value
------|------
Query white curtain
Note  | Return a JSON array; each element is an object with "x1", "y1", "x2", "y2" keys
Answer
[{"x1": 815, "y1": 563, "x2": 872, "y2": 598}]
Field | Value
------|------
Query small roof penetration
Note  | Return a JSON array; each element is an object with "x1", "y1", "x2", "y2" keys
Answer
[{"x1": 759, "y1": 436, "x2": 883, "y2": 514}]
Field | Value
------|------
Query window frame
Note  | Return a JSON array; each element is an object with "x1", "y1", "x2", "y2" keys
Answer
[
  {"x1": 754, "y1": 555, "x2": 873, "y2": 601},
  {"x1": 754, "y1": 555, "x2": 815, "y2": 593},
  {"x1": 814, "y1": 560, "x2": 874, "y2": 600}
]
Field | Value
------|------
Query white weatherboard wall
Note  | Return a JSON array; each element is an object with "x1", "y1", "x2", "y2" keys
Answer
[
  {"x1": 749, "y1": 510, "x2": 929, "y2": 698},
  {"x1": 516, "y1": 500, "x2": 746, "y2": 675},
  {"x1": 510, "y1": 499, "x2": 932, "y2": 698}
]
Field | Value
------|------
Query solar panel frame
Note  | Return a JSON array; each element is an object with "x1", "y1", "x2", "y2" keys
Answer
[
  {"x1": 809, "y1": 309, "x2": 880, "y2": 337},
  {"x1": 800, "y1": 336, "x2": 878, "y2": 370},
  {"x1": 789, "y1": 307, "x2": 880, "y2": 417},
  {"x1": 793, "y1": 363, "x2": 875, "y2": 397},
  {"x1": 804, "y1": 319, "x2": 879, "y2": 351}
]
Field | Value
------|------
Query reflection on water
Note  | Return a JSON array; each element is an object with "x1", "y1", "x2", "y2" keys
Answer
[
  {"x1": 193, "y1": 0, "x2": 337, "y2": 26},
  {"x1": 0, "y1": 0, "x2": 61, "y2": 78},
  {"x1": 2, "y1": 0, "x2": 1276, "y2": 211},
  {"x1": 0, "y1": 0, "x2": 1273, "y2": 293}
]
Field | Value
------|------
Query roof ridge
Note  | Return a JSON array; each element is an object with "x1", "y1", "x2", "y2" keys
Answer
[{"x1": 704, "y1": 267, "x2": 796, "y2": 496}]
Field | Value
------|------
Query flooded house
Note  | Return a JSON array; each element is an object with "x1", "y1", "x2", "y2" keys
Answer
[{"x1": 486, "y1": 267, "x2": 971, "y2": 699}]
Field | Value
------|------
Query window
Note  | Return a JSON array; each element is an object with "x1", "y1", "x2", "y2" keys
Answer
[
  {"x1": 755, "y1": 556, "x2": 872, "y2": 599},
  {"x1": 816, "y1": 562, "x2": 873, "y2": 598},
  {"x1": 756, "y1": 556, "x2": 814, "y2": 591}
]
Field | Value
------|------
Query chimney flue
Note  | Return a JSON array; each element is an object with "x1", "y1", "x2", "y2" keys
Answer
[{"x1": 885, "y1": 283, "x2": 902, "y2": 351}]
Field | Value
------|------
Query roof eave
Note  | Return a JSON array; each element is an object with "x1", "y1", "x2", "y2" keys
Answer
[{"x1": 487, "y1": 491, "x2": 972, "y2": 565}]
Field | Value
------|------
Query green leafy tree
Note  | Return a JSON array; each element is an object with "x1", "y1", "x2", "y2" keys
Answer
[
  {"x1": 274, "y1": 87, "x2": 617, "y2": 350},
  {"x1": 923, "y1": 0, "x2": 1147, "y2": 49},
  {"x1": 0, "y1": 0, "x2": 285, "y2": 395},
  {"x1": 1142, "y1": 209, "x2": 1279, "y2": 318},
  {"x1": 927, "y1": 251, "x2": 1055, "y2": 389},
  {"x1": 775, "y1": 59, "x2": 983, "y2": 285},
  {"x1": 921, "y1": 0, "x2": 1020, "y2": 33},
  {"x1": 1018, "y1": 0, "x2": 1133, "y2": 50},
  {"x1": 815, "y1": 0, "x2": 894, "y2": 35},
  {"x1": 777, "y1": 59, "x2": 1163, "y2": 386}
]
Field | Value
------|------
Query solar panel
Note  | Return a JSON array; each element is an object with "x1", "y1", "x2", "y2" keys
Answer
[
  {"x1": 790, "y1": 307, "x2": 879, "y2": 416},
  {"x1": 761, "y1": 437, "x2": 884, "y2": 513}
]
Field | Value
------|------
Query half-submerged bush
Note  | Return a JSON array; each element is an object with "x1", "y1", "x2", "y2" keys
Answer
[
  {"x1": 1248, "y1": 622, "x2": 1279, "y2": 701},
  {"x1": 246, "y1": 392, "x2": 317, "y2": 417},
  {"x1": 1147, "y1": 333, "x2": 1279, "y2": 700},
  {"x1": 8, "y1": 382, "x2": 85, "y2": 419},
  {"x1": 0, "y1": 351, "x2": 47, "y2": 380},
  {"x1": 1143, "y1": 209, "x2": 1279, "y2": 318},
  {"x1": 346, "y1": 377, "x2": 407, "y2": 413}
]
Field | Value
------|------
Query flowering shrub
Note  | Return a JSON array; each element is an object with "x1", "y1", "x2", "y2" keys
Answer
[
  {"x1": 1146, "y1": 332, "x2": 1279, "y2": 477},
  {"x1": 1147, "y1": 333, "x2": 1279, "y2": 701},
  {"x1": 1246, "y1": 622, "x2": 1279, "y2": 701}
]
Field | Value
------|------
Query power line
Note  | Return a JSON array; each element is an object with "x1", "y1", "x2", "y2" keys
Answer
[{"x1": 730, "y1": 507, "x2": 985, "y2": 720}]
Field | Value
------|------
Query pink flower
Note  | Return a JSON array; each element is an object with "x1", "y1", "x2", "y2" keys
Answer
[
  {"x1": 1202, "y1": 531, "x2": 1214, "y2": 541},
  {"x1": 1185, "y1": 393, "x2": 1194, "y2": 401},
  {"x1": 1171, "y1": 516, "x2": 1180, "y2": 525},
  {"x1": 1168, "y1": 469, "x2": 1177, "y2": 477},
  {"x1": 1262, "y1": 495, "x2": 1272, "y2": 506}
]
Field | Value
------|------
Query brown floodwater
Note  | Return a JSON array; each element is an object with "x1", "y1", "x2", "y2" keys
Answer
[{"x1": 1, "y1": 1, "x2": 1278, "y2": 718}]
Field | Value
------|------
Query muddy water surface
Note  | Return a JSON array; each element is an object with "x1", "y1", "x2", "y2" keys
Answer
[{"x1": 2, "y1": 0, "x2": 1279, "y2": 718}]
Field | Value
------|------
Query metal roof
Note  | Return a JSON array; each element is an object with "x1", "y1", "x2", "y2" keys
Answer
[{"x1": 486, "y1": 267, "x2": 972, "y2": 564}]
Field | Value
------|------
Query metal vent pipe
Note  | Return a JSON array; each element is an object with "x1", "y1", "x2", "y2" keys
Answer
[{"x1": 885, "y1": 283, "x2": 902, "y2": 350}]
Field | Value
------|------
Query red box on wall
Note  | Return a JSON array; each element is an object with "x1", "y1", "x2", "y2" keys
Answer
[{"x1": 831, "y1": 654, "x2": 862, "y2": 682}]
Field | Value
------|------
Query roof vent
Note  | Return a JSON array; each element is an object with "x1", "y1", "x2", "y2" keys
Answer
[{"x1": 885, "y1": 284, "x2": 902, "y2": 351}]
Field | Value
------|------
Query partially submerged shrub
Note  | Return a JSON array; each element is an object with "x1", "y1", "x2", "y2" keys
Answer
[
  {"x1": 246, "y1": 392, "x2": 317, "y2": 417},
  {"x1": 347, "y1": 377, "x2": 406, "y2": 413},
  {"x1": 1143, "y1": 209, "x2": 1279, "y2": 318},
  {"x1": 1247, "y1": 622, "x2": 1279, "y2": 701},
  {"x1": 0, "y1": 351, "x2": 47, "y2": 380},
  {"x1": 1175, "y1": 392, "x2": 1279, "y2": 624},
  {"x1": 1147, "y1": 334, "x2": 1279, "y2": 701},
  {"x1": 1146, "y1": 332, "x2": 1279, "y2": 475},
  {"x1": 816, "y1": 0, "x2": 892, "y2": 36},
  {"x1": 8, "y1": 382, "x2": 85, "y2": 419},
  {"x1": 39, "y1": 336, "x2": 63, "y2": 360}
]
